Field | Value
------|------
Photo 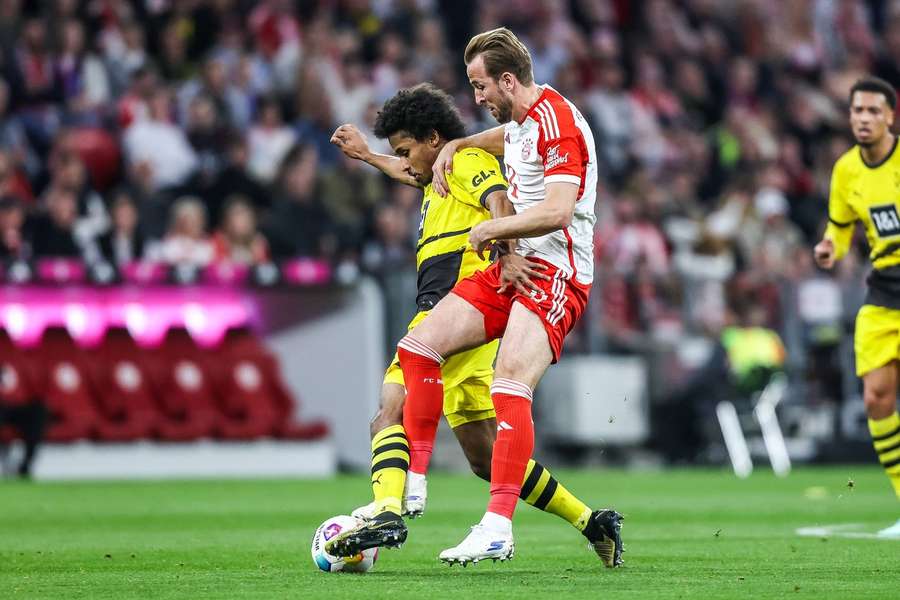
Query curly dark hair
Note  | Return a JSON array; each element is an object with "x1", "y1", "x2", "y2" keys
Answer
[{"x1": 373, "y1": 83, "x2": 466, "y2": 141}]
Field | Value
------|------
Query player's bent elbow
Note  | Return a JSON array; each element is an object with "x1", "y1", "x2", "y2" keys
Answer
[{"x1": 551, "y1": 210, "x2": 573, "y2": 230}]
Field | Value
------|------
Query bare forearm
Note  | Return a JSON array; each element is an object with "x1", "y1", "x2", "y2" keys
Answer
[
  {"x1": 363, "y1": 151, "x2": 420, "y2": 187},
  {"x1": 457, "y1": 126, "x2": 505, "y2": 156},
  {"x1": 486, "y1": 192, "x2": 517, "y2": 254},
  {"x1": 480, "y1": 203, "x2": 571, "y2": 240}
]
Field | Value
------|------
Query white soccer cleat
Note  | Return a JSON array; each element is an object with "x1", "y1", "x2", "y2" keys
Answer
[
  {"x1": 350, "y1": 473, "x2": 427, "y2": 521},
  {"x1": 404, "y1": 472, "x2": 427, "y2": 518},
  {"x1": 877, "y1": 518, "x2": 900, "y2": 538},
  {"x1": 351, "y1": 501, "x2": 378, "y2": 521},
  {"x1": 438, "y1": 525, "x2": 515, "y2": 566}
]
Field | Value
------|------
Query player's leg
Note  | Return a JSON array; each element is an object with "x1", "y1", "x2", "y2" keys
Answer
[
  {"x1": 450, "y1": 374, "x2": 597, "y2": 531},
  {"x1": 854, "y1": 305, "x2": 900, "y2": 537},
  {"x1": 439, "y1": 302, "x2": 551, "y2": 564},
  {"x1": 327, "y1": 381, "x2": 411, "y2": 555},
  {"x1": 354, "y1": 382, "x2": 409, "y2": 519},
  {"x1": 397, "y1": 290, "x2": 500, "y2": 485},
  {"x1": 452, "y1": 417, "x2": 621, "y2": 565},
  {"x1": 453, "y1": 416, "x2": 591, "y2": 523},
  {"x1": 863, "y1": 361, "x2": 900, "y2": 500}
]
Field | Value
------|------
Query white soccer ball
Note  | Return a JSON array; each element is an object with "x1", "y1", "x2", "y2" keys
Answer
[{"x1": 311, "y1": 515, "x2": 378, "y2": 573}]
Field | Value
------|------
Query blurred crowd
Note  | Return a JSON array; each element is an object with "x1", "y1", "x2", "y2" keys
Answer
[{"x1": 0, "y1": 0, "x2": 892, "y2": 359}]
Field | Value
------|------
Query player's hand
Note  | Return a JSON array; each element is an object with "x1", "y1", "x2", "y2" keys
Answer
[
  {"x1": 432, "y1": 139, "x2": 462, "y2": 197},
  {"x1": 469, "y1": 221, "x2": 496, "y2": 259},
  {"x1": 814, "y1": 238, "x2": 835, "y2": 269},
  {"x1": 330, "y1": 124, "x2": 370, "y2": 161},
  {"x1": 498, "y1": 254, "x2": 550, "y2": 294}
]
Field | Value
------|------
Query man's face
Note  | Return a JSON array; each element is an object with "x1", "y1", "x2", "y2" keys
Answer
[
  {"x1": 467, "y1": 54, "x2": 514, "y2": 123},
  {"x1": 388, "y1": 131, "x2": 439, "y2": 186},
  {"x1": 850, "y1": 91, "x2": 894, "y2": 147}
]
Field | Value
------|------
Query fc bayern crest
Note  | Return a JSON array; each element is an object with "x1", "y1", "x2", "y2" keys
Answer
[{"x1": 521, "y1": 137, "x2": 533, "y2": 160}]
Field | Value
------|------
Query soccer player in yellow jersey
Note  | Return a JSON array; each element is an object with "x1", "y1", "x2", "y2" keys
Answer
[
  {"x1": 326, "y1": 83, "x2": 622, "y2": 563},
  {"x1": 815, "y1": 76, "x2": 900, "y2": 537}
]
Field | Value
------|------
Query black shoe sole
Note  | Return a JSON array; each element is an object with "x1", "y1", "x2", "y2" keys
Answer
[
  {"x1": 327, "y1": 522, "x2": 408, "y2": 556},
  {"x1": 597, "y1": 510, "x2": 625, "y2": 567}
]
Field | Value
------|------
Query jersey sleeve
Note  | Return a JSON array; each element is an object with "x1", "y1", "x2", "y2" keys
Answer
[
  {"x1": 824, "y1": 158, "x2": 856, "y2": 260},
  {"x1": 448, "y1": 149, "x2": 507, "y2": 209},
  {"x1": 538, "y1": 119, "x2": 586, "y2": 187}
]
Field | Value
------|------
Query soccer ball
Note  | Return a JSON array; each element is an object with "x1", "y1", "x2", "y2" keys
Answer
[{"x1": 311, "y1": 515, "x2": 378, "y2": 573}]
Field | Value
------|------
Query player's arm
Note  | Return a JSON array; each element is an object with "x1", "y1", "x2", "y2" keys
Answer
[
  {"x1": 815, "y1": 161, "x2": 856, "y2": 269},
  {"x1": 482, "y1": 187, "x2": 551, "y2": 293},
  {"x1": 469, "y1": 182, "x2": 578, "y2": 258},
  {"x1": 330, "y1": 124, "x2": 420, "y2": 188},
  {"x1": 432, "y1": 126, "x2": 505, "y2": 196}
]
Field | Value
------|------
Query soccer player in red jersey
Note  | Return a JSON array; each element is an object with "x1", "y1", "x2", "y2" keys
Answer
[{"x1": 391, "y1": 27, "x2": 623, "y2": 565}]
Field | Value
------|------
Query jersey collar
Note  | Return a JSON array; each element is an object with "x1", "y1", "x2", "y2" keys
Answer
[
  {"x1": 860, "y1": 135, "x2": 898, "y2": 169},
  {"x1": 517, "y1": 85, "x2": 550, "y2": 125}
]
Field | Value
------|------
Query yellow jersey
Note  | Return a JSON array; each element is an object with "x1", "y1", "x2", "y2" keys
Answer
[
  {"x1": 826, "y1": 137, "x2": 900, "y2": 307},
  {"x1": 414, "y1": 148, "x2": 507, "y2": 311}
]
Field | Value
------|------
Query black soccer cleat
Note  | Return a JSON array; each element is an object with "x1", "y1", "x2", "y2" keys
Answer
[
  {"x1": 582, "y1": 509, "x2": 625, "y2": 567},
  {"x1": 325, "y1": 511, "x2": 408, "y2": 556}
]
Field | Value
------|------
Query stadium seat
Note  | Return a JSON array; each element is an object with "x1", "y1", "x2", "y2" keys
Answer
[
  {"x1": 88, "y1": 329, "x2": 160, "y2": 441},
  {"x1": 0, "y1": 331, "x2": 39, "y2": 444},
  {"x1": 152, "y1": 329, "x2": 219, "y2": 441},
  {"x1": 34, "y1": 329, "x2": 99, "y2": 442},
  {"x1": 219, "y1": 330, "x2": 328, "y2": 440}
]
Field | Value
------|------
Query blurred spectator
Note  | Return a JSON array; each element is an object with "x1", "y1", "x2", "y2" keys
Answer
[
  {"x1": 6, "y1": 16, "x2": 62, "y2": 150},
  {"x1": 0, "y1": 149, "x2": 33, "y2": 204},
  {"x1": 50, "y1": 151, "x2": 110, "y2": 253},
  {"x1": 123, "y1": 87, "x2": 197, "y2": 191},
  {"x1": 0, "y1": 79, "x2": 40, "y2": 179},
  {"x1": 185, "y1": 93, "x2": 229, "y2": 187},
  {"x1": 246, "y1": 96, "x2": 295, "y2": 184},
  {"x1": 57, "y1": 18, "x2": 110, "y2": 123},
  {"x1": 264, "y1": 144, "x2": 335, "y2": 258},
  {"x1": 94, "y1": 189, "x2": 144, "y2": 267},
  {"x1": 155, "y1": 196, "x2": 213, "y2": 267},
  {"x1": 204, "y1": 133, "x2": 269, "y2": 227},
  {"x1": 0, "y1": 196, "x2": 26, "y2": 260},
  {"x1": 212, "y1": 195, "x2": 270, "y2": 265},
  {"x1": 28, "y1": 186, "x2": 82, "y2": 258}
]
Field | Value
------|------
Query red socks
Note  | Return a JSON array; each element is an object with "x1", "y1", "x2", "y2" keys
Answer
[
  {"x1": 487, "y1": 378, "x2": 535, "y2": 519},
  {"x1": 397, "y1": 337, "x2": 445, "y2": 475}
]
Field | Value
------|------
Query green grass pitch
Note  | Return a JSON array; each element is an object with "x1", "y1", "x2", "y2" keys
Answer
[{"x1": 2, "y1": 467, "x2": 899, "y2": 599}]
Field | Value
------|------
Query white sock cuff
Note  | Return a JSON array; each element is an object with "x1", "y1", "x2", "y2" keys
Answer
[
  {"x1": 398, "y1": 336, "x2": 445, "y2": 364},
  {"x1": 491, "y1": 377, "x2": 533, "y2": 401}
]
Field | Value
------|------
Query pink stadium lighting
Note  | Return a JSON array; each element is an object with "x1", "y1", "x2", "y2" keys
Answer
[
  {"x1": 2, "y1": 302, "x2": 47, "y2": 347},
  {"x1": 1, "y1": 287, "x2": 252, "y2": 348},
  {"x1": 64, "y1": 303, "x2": 108, "y2": 348}
]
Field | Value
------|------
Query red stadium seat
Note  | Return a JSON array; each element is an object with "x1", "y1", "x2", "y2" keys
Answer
[
  {"x1": 152, "y1": 329, "x2": 219, "y2": 441},
  {"x1": 219, "y1": 330, "x2": 328, "y2": 440},
  {"x1": 88, "y1": 329, "x2": 160, "y2": 441},
  {"x1": 35, "y1": 329, "x2": 99, "y2": 442}
]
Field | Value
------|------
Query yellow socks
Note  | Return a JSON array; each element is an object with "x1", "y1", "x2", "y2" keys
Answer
[
  {"x1": 520, "y1": 459, "x2": 593, "y2": 531},
  {"x1": 870, "y1": 412, "x2": 900, "y2": 498},
  {"x1": 371, "y1": 424, "x2": 410, "y2": 515}
]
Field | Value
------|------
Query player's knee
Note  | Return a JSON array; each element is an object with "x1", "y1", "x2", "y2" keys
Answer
[
  {"x1": 863, "y1": 385, "x2": 895, "y2": 417},
  {"x1": 494, "y1": 354, "x2": 527, "y2": 380}
]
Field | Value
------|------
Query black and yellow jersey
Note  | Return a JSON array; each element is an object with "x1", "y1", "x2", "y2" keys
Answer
[
  {"x1": 826, "y1": 137, "x2": 900, "y2": 307},
  {"x1": 415, "y1": 148, "x2": 507, "y2": 310}
]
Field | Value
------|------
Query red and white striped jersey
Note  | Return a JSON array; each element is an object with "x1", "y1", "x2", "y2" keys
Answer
[{"x1": 502, "y1": 86, "x2": 598, "y2": 284}]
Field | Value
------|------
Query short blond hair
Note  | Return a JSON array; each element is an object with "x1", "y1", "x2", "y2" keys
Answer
[{"x1": 464, "y1": 27, "x2": 534, "y2": 85}]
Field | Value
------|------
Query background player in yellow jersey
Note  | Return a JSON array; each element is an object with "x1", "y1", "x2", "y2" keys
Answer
[
  {"x1": 327, "y1": 83, "x2": 622, "y2": 563},
  {"x1": 815, "y1": 76, "x2": 900, "y2": 537}
]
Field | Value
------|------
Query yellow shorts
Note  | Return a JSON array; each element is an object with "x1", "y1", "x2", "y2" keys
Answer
[
  {"x1": 384, "y1": 310, "x2": 497, "y2": 429},
  {"x1": 855, "y1": 304, "x2": 900, "y2": 376}
]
